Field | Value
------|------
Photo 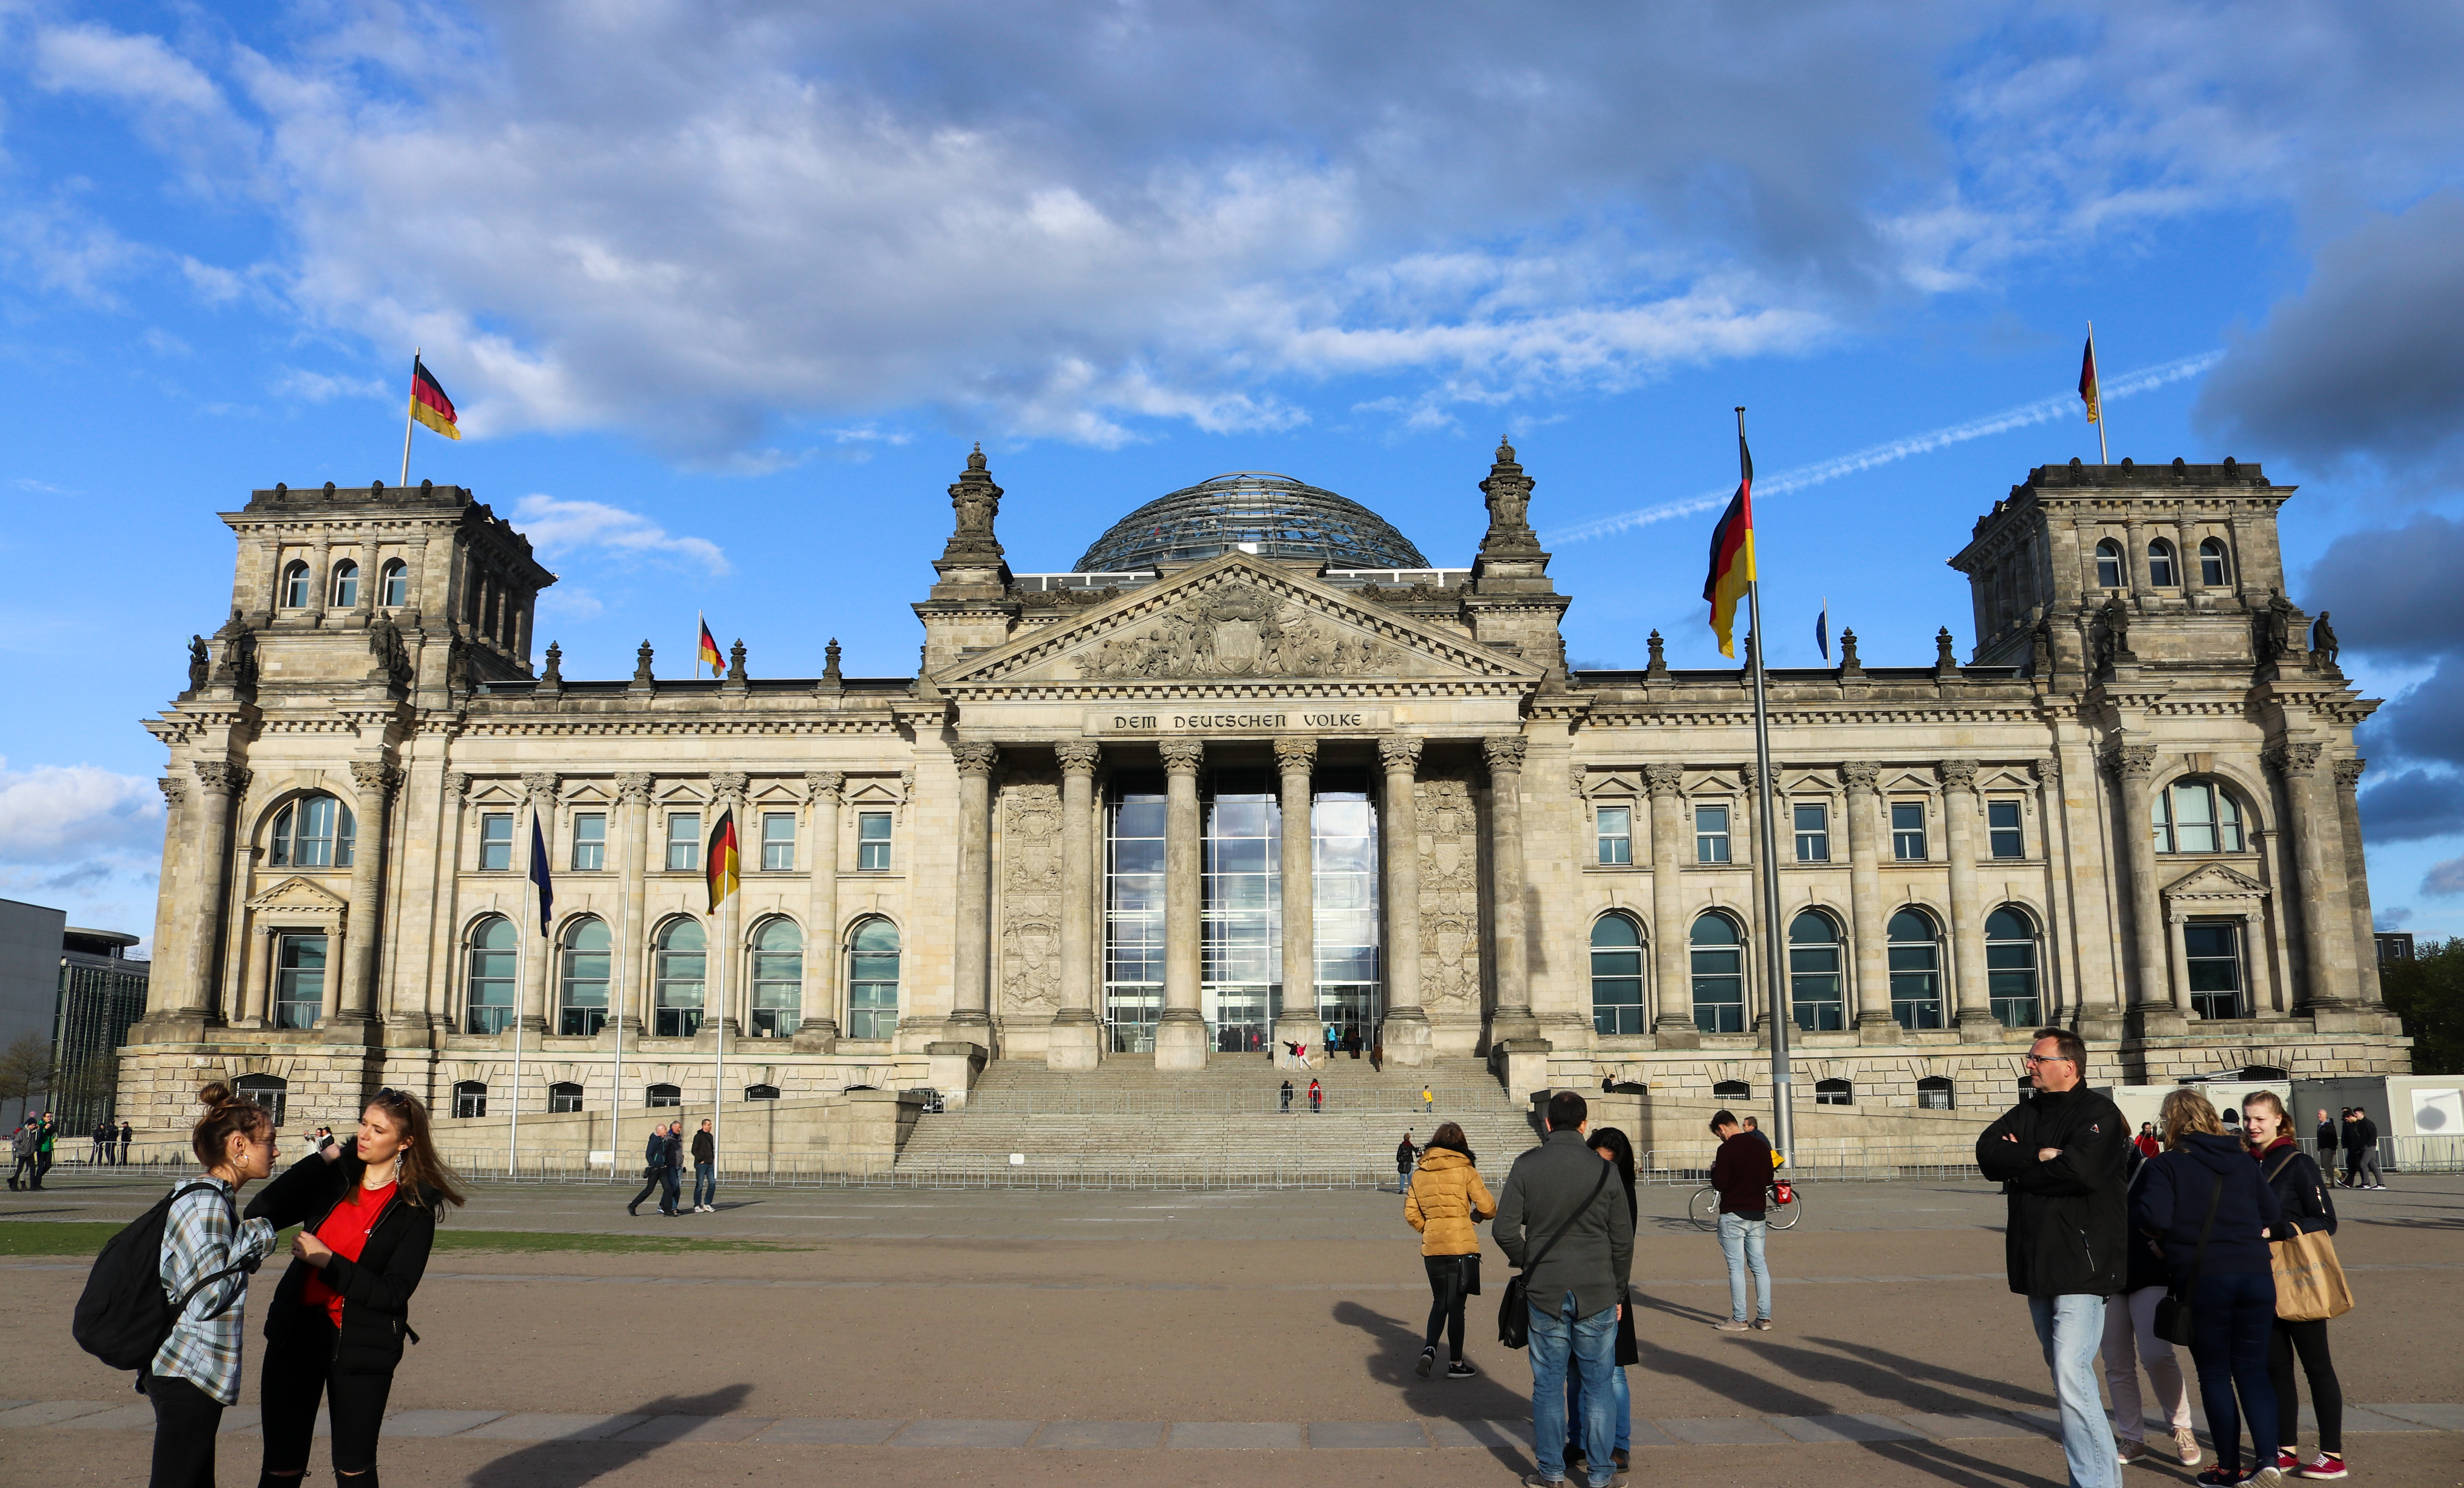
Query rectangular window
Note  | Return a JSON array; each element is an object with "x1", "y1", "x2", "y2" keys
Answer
[
  {"x1": 478, "y1": 813, "x2": 514, "y2": 872},
  {"x1": 2185, "y1": 920, "x2": 2243, "y2": 1020},
  {"x1": 1892, "y1": 801, "x2": 1927, "y2": 860},
  {"x1": 665, "y1": 812, "x2": 701, "y2": 872},
  {"x1": 761, "y1": 812, "x2": 796, "y2": 871},
  {"x1": 1595, "y1": 805, "x2": 1632, "y2": 865},
  {"x1": 1988, "y1": 800, "x2": 2024, "y2": 860},
  {"x1": 1694, "y1": 804, "x2": 1731, "y2": 864},
  {"x1": 274, "y1": 934, "x2": 327, "y2": 1029},
  {"x1": 857, "y1": 812, "x2": 894, "y2": 871},
  {"x1": 570, "y1": 812, "x2": 606, "y2": 872},
  {"x1": 1793, "y1": 803, "x2": 1829, "y2": 862}
]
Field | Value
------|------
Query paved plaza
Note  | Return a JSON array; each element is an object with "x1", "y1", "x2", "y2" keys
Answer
[{"x1": 3, "y1": 1170, "x2": 2460, "y2": 1486}]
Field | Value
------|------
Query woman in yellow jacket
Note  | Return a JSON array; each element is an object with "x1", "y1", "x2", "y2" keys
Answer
[{"x1": 1405, "y1": 1121, "x2": 1495, "y2": 1378}]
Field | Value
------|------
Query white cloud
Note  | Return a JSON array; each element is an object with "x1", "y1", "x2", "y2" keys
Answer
[
  {"x1": 2424, "y1": 857, "x2": 2464, "y2": 898},
  {"x1": 0, "y1": 758, "x2": 164, "y2": 863},
  {"x1": 271, "y1": 366, "x2": 386, "y2": 403},
  {"x1": 510, "y1": 495, "x2": 729, "y2": 577}
]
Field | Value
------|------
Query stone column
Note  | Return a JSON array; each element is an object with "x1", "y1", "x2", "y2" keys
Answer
[
  {"x1": 1840, "y1": 763, "x2": 1894, "y2": 1037},
  {"x1": 2177, "y1": 514, "x2": 2204, "y2": 603},
  {"x1": 515, "y1": 771, "x2": 558, "y2": 1035},
  {"x1": 308, "y1": 532, "x2": 333, "y2": 624},
  {"x1": 1484, "y1": 736, "x2": 1540, "y2": 1044},
  {"x1": 403, "y1": 536, "x2": 431, "y2": 617},
  {"x1": 798, "y1": 773, "x2": 844, "y2": 1050},
  {"x1": 2123, "y1": 518, "x2": 2149, "y2": 602},
  {"x1": 708, "y1": 771, "x2": 748, "y2": 1039},
  {"x1": 949, "y1": 744, "x2": 1000, "y2": 1039},
  {"x1": 179, "y1": 761, "x2": 246, "y2": 1022},
  {"x1": 1273, "y1": 738, "x2": 1319, "y2": 1056},
  {"x1": 2108, "y1": 745, "x2": 2183, "y2": 1030},
  {"x1": 615, "y1": 774, "x2": 652, "y2": 1031},
  {"x1": 2332, "y1": 759, "x2": 2385, "y2": 1009},
  {"x1": 1940, "y1": 759, "x2": 1997, "y2": 1040},
  {"x1": 1155, "y1": 739, "x2": 1209, "y2": 1070},
  {"x1": 1048, "y1": 743, "x2": 1103, "y2": 1071},
  {"x1": 2168, "y1": 911, "x2": 2195, "y2": 1012},
  {"x1": 147, "y1": 777, "x2": 189, "y2": 1017},
  {"x1": 336, "y1": 760, "x2": 399, "y2": 1031},
  {"x1": 247, "y1": 923, "x2": 277, "y2": 1027},
  {"x1": 1379, "y1": 736, "x2": 1432, "y2": 1067},
  {"x1": 2270, "y1": 743, "x2": 2357, "y2": 1016},
  {"x1": 1644, "y1": 764, "x2": 1695, "y2": 1045}
]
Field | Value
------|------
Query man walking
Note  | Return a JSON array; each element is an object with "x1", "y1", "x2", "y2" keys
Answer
[
  {"x1": 1280, "y1": 1079, "x2": 1293, "y2": 1113},
  {"x1": 1396, "y1": 1130, "x2": 1418, "y2": 1191},
  {"x1": 1708, "y1": 1110, "x2": 1774, "y2": 1332},
  {"x1": 627, "y1": 1122, "x2": 670, "y2": 1216},
  {"x1": 2315, "y1": 1108, "x2": 2338, "y2": 1167},
  {"x1": 89, "y1": 1119, "x2": 110, "y2": 1166},
  {"x1": 692, "y1": 1118, "x2": 717, "y2": 1212},
  {"x1": 117, "y1": 1119, "x2": 131, "y2": 1165},
  {"x1": 6, "y1": 1120, "x2": 32, "y2": 1189},
  {"x1": 1496, "y1": 1090, "x2": 1632, "y2": 1488},
  {"x1": 660, "y1": 1122, "x2": 686, "y2": 1216},
  {"x1": 30, "y1": 1112, "x2": 55, "y2": 1189},
  {"x1": 1977, "y1": 1028, "x2": 2130, "y2": 1488},
  {"x1": 2349, "y1": 1106, "x2": 2384, "y2": 1189},
  {"x1": 2338, "y1": 1108, "x2": 2364, "y2": 1187}
]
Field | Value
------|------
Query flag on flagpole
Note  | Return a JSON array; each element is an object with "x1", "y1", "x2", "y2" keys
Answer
[
  {"x1": 2078, "y1": 335, "x2": 2102, "y2": 426},
  {"x1": 527, "y1": 809, "x2": 554, "y2": 936},
  {"x1": 410, "y1": 356, "x2": 461, "y2": 440},
  {"x1": 1701, "y1": 429, "x2": 1756, "y2": 659},
  {"x1": 1816, "y1": 599, "x2": 1830, "y2": 662},
  {"x1": 705, "y1": 807, "x2": 740, "y2": 913},
  {"x1": 697, "y1": 614, "x2": 723, "y2": 677}
]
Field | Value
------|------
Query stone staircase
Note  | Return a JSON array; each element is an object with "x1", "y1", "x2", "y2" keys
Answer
[{"x1": 896, "y1": 1056, "x2": 1542, "y2": 1178}]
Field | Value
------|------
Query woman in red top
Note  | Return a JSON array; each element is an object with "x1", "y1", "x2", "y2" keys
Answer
[{"x1": 245, "y1": 1088, "x2": 466, "y2": 1488}]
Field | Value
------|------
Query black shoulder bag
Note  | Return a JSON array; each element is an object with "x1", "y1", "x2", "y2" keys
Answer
[
  {"x1": 2152, "y1": 1164, "x2": 2224, "y2": 1347},
  {"x1": 1497, "y1": 1164, "x2": 1611, "y2": 1351}
]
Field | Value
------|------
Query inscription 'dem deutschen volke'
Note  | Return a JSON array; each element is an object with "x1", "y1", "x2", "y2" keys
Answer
[{"x1": 1091, "y1": 708, "x2": 1385, "y2": 734}]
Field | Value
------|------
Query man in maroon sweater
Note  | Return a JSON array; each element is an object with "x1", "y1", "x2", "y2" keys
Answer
[{"x1": 1708, "y1": 1111, "x2": 1773, "y2": 1332}]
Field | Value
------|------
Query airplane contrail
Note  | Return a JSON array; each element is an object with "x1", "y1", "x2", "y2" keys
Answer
[{"x1": 1542, "y1": 350, "x2": 2227, "y2": 546}]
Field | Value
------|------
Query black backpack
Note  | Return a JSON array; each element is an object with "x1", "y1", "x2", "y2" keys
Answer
[{"x1": 72, "y1": 1182, "x2": 257, "y2": 1371}]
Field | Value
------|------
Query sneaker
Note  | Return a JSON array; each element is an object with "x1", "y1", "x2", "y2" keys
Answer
[
  {"x1": 2298, "y1": 1455, "x2": 2347, "y2": 1480},
  {"x1": 1751, "y1": 1318, "x2": 1773, "y2": 1331},
  {"x1": 1714, "y1": 1319, "x2": 1752, "y2": 1332},
  {"x1": 2242, "y1": 1467, "x2": 2283, "y2": 1486},
  {"x1": 1445, "y1": 1359, "x2": 1478, "y2": 1379},
  {"x1": 1520, "y1": 1475, "x2": 1567, "y2": 1488},
  {"x1": 2176, "y1": 1427, "x2": 2204, "y2": 1466},
  {"x1": 2197, "y1": 1468, "x2": 2241, "y2": 1486},
  {"x1": 1414, "y1": 1346, "x2": 1436, "y2": 1378},
  {"x1": 2277, "y1": 1451, "x2": 2301, "y2": 1474},
  {"x1": 1612, "y1": 1448, "x2": 1630, "y2": 1470},
  {"x1": 2118, "y1": 1439, "x2": 2149, "y2": 1466}
]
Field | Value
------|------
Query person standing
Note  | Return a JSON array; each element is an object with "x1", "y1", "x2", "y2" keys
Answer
[
  {"x1": 1404, "y1": 1121, "x2": 1493, "y2": 1380},
  {"x1": 7, "y1": 1119, "x2": 32, "y2": 1189},
  {"x1": 1495, "y1": 1089, "x2": 1632, "y2": 1488},
  {"x1": 1396, "y1": 1130, "x2": 1418, "y2": 1192},
  {"x1": 1708, "y1": 1111, "x2": 1774, "y2": 1333},
  {"x1": 2102, "y1": 1151, "x2": 2202, "y2": 1469},
  {"x1": 92, "y1": 1118, "x2": 113, "y2": 1166},
  {"x1": 1421, "y1": 1083, "x2": 1435, "y2": 1113},
  {"x1": 2313, "y1": 1109, "x2": 2337, "y2": 1169},
  {"x1": 691, "y1": 1118, "x2": 717, "y2": 1213},
  {"x1": 627, "y1": 1123, "x2": 668, "y2": 1217},
  {"x1": 1564, "y1": 1128, "x2": 1639, "y2": 1479},
  {"x1": 1309, "y1": 1078, "x2": 1322, "y2": 1114},
  {"x1": 147, "y1": 1083, "x2": 282, "y2": 1488},
  {"x1": 2133, "y1": 1088, "x2": 2285, "y2": 1487},
  {"x1": 1976, "y1": 1027, "x2": 2131, "y2": 1488},
  {"x1": 1280, "y1": 1079, "x2": 1293, "y2": 1114},
  {"x1": 120, "y1": 1120, "x2": 134, "y2": 1166},
  {"x1": 247, "y1": 1086, "x2": 469, "y2": 1488},
  {"x1": 2335, "y1": 1109, "x2": 2361, "y2": 1187},
  {"x1": 2347, "y1": 1108, "x2": 2382, "y2": 1190},
  {"x1": 2246, "y1": 1092, "x2": 2347, "y2": 1480},
  {"x1": 33, "y1": 1111, "x2": 56, "y2": 1189},
  {"x1": 660, "y1": 1122, "x2": 686, "y2": 1216}
]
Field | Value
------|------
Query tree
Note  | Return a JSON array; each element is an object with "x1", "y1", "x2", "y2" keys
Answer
[
  {"x1": 0, "y1": 1035, "x2": 52, "y2": 1127},
  {"x1": 2381, "y1": 937, "x2": 2464, "y2": 1076}
]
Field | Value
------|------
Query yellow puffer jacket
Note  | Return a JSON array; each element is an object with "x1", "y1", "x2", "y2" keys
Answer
[{"x1": 1404, "y1": 1147, "x2": 1496, "y2": 1256}]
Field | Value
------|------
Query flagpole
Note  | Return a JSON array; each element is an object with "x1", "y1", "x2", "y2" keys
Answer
[
  {"x1": 511, "y1": 863, "x2": 530, "y2": 1180},
  {"x1": 400, "y1": 348, "x2": 420, "y2": 487},
  {"x1": 1738, "y1": 407, "x2": 1795, "y2": 1162},
  {"x1": 611, "y1": 795, "x2": 632, "y2": 1184},
  {"x1": 2087, "y1": 322, "x2": 2110, "y2": 466}
]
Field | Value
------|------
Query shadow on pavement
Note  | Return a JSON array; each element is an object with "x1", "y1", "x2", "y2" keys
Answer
[
  {"x1": 1802, "y1": 1335, "x2": 2053, "y2": 1412},
  {"x1": 1862, "y1": 1438, "x2": 2066, "y2": 1488},
  {"x1": 1328, "y1": 1299, "x2": 1529, "y2": 1474},
  {"x1": 463, "y1": 1383, "x2": 752, "y2": 1488}
]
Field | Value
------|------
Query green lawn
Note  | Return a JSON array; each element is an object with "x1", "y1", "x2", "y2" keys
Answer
[{"x1": 0, "y1": 1222, "x2": 811, "y2": 1258}]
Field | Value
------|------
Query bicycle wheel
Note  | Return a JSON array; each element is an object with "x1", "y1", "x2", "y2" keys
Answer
[
  {"x1": 1766, "y1": 1184, "x2": 1802, "y2": 1230},
  {"x1": 1689, "y1": 1185, "x2": 1720, "y2": 1231}
]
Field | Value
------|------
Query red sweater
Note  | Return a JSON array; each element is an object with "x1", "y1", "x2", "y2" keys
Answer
[{"x1": 1710, "y1": 1132, "x2": 1770, "y2": 1217}]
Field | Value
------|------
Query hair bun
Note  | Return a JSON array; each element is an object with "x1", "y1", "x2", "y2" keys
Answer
[{"x1": 198, "y1": 1081, "x2": 235, "y2": 1107}]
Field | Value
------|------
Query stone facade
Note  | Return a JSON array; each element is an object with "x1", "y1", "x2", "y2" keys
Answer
[{"x1": 117, "y1": 446, "x2": 2409, "y2": 1142}]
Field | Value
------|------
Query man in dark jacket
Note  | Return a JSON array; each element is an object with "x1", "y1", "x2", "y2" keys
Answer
[
  {"x1": 627, "y1": 1123, "x2": 669, "y2": 1216},
  {"x1": 1396, "y1": 1131, "x2": 1417, "y2": 1191},
  {"x1": 1977, "y1": 1028, "x2": 2129, "y2": 1488},
  {"x1": 117, "y1": 1120, "x2": 132, "y2": 1165},
  {"x1": 1496, "y1": 1090, "x2": 1631, "y2": 1488},
  {"x1": 2347, "y1": 1107, "x2": 2383, "y2": 1189},
  {"x1": 660, "y1": 1122, "x2": 686, "y2": 1215},
  {"x1": 1708, "y1": 1111, "x2": 1774, "y2": 1332},
  {"x1": 2315, "y1": 1109, "x2": 2338, "y2": 1166},
  {"x1": 692, "y1": 1118, "x2": 717, "y2": 1212}
]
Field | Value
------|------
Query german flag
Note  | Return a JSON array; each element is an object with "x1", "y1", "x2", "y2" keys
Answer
[
  {"x1": 1702, "y1": 429, "x2": 1755, "y2": 658},
  {"x1": 2078, "y1": 335, "x2": 2101, "y2": 426},
  {"x1": 409, "y1": 356, "x2": 460, "y2": 440},
  {"x1": 706, "y1": 807, "x2": 739, "y2": 913},
  {"x1": 697, "y1": 616, "x2": 724, "y2": 674}
]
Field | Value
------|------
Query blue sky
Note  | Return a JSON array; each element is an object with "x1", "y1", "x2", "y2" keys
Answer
[{"x1": 3, "y1": 1, "x2": 2461, "y2": 951}]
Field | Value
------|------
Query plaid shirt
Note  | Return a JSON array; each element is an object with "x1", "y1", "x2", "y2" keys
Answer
[{"x1": 150, "y1": 1176, "x2": 278, "y2": 1403}]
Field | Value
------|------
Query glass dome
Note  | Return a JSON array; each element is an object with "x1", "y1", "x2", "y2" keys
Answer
[{"x1": 1071, "y1": 472, "x2": 1429, "y2": 573}]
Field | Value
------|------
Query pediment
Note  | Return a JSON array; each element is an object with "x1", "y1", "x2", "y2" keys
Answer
[
  {"x1": 847, "y1": 780, "x2": 903, "y2": 806},
  {"x1": 941, "y1": 554, "x2": 1541, "y2": 691},
  {"x1": 2163, "y1": 862, "x2": 2270, "y2": 900},
  {"x1": 1582, "y1": 771, "x2": 1640, "y2": 798},
  {"x1": 246, "y1": 875, "x2": 349, "y2": 913},
  {"x1": 467, "y1": 781, "x2": 523, "y2": 805}
]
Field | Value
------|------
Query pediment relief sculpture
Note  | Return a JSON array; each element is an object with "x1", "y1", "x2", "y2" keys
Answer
[
  {"x1": 1082, "y1": 582, "x2": 1395, "y2": 680},
  {"x1": 2162, "y1": 862, "x2": 2271, "y2": 900},
  {"x1": 247, "y1": 875, "x2": 351, "y2": 913}
]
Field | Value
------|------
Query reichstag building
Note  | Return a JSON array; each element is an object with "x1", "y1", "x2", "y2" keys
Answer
[{"x1": 117, "y1": 442, "x2": 2411, "y2": 1139}]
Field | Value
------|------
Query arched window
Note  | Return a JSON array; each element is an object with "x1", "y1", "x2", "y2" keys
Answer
[
  {"x1": 1711, "y1": 1079, "x2": 1751, "y2": 1100},
  {"x1": 235, "y1": 1074, "x2": 287, "y2": 1127},
  {"x1": 1814, "y1": 1077, "x2": 1854, "y2": 1106},
  {"x1": 2198, "y1": 538, "x2": 2229, "y2": 588},
  {"x1": 1887, "y1": 908, "x2": 1943, "y2": 1030},
  {"x1": 751, "y1": 918, "x2": 803, "y2": 1038},
  {"x1": 270, "y1": 795, "x2": 356, "y2": 868},
  {"x1": 1590, "y1": 914, "x2": 1646, "y2": 1036},
  {"x1": 1917, "y1": 1075, "x2": 1955, "y2": 1110},
  {"x1": 655, "y1": 918, "x2": 706, "y2": 1038},
  {"x1": 847, "y1": 918, "x2": 901, "y2": 1040},
  {"x1": 465, "y1": 915, "x2": 517, "y2": 1034},
  {"x1": 1787, "y1": 911, "x2": 1844, "y2": 1031},
  {"x1": 1985, "y1": 906, "x2": 2041, "y2": 1027},
  {"x1": 646, "y1": 1083, "x2": 681, "y2": 1108},
  {"x1": 451, "y1": 1079, "x2": 487, "y2": 1119},
  {"x1": 281, "y1": 560, "x2": 313, "y2": 608},
  {"x1": 2094, "y1": 539, "x2": 2123, "y2": 589},
  {"x1": 745, "y1": 1083, "x2": 781, "y2": 1101},
  {"x1": 549, "y1": 1081, "x2": 584, "y2": 1113},
  {"x1": 559, "y1": 917, "x2": 611, "y2": 1036},
  {"x1": 2152, "y1": 778, "x2": 2245, "y2": 853},
  {"x1": 2146, "y1": 539, "x2": 2177, "y2": 587},
  {"x1": 330, "y1": 559, "x2": 360, "y2": 608},
  {"x1": 1689, "y1": 913, "x2": 1745, "y2": 1035},
  {"x1": 380, "y1": 559, "x2": 409, "y2": 607}
]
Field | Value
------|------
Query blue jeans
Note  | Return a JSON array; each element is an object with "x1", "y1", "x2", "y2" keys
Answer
[
  {"x1": 660, "y1": 1168, "x2": 682, "y2": 1213},
  {"x1": 1718, "y1": 1211, "x2": 1770, "y2": 1321},
  {"x1": 1527, "y1": 1292, "x2": 1618, "y2": 1487},
  {"x1": 2187, "y1": 1271, "x2": 2279, "y2": 1477},
  {"x1": 2029, "y1": 1294, "x2": 2119, "y2": 1488},
  {"x1": 694, "y1": 1162, "x2": 716, "y2": 1208},
  {"x1": 1563, "y1": 1347, "x2": 1631, "y2": 1456}
]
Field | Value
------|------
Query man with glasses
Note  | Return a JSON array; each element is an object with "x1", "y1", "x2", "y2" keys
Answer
[{"x1": 1977, "y1": 1028, "x2": 2130, "y2": 1488}]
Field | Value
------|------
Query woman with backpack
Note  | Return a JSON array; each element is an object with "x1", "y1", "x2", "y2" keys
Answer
[
  {"x1": 1403, "y1": 1120, "x2": 1493, "y2": 1380},
  {"x1": 2244, "y1": 1090, "x2": 2347, "y2": 1480},
  {"x1": 246, "y1": 1086, "x2": 467, "y2": 1488},
  {"x1": 147, "y1": 1083, "x2": 282, "y2": 1487}
]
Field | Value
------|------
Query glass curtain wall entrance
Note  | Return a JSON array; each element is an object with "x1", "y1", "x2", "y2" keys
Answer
[{"x1": 1312, "y1": 773, "x2": 1381, "y2": 1052}]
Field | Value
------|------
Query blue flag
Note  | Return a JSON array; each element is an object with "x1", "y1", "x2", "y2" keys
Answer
[
  {"x1": 528, "y1": 809, "x2": 554, "y2": 936},
  {"x1": 1816, "y1": 600, "x2": 1830, "y2": 662}
]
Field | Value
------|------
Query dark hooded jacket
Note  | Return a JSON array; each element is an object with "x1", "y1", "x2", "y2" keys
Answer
[
  {"x1": 1975, "y1": 1085, "x2": 2131, "y2": 1297},
  {"x1": 244, "y1": 1141, "x2": 441, "y2": 1375},
  {"x1": 2129, "y1": 1132, "x2": 2284, "y2": 1286}
]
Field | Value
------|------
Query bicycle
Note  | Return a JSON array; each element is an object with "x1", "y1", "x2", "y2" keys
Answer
[{"x1": 1689, "y1": 1178, "x2": 1801, "y2": 1231}]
